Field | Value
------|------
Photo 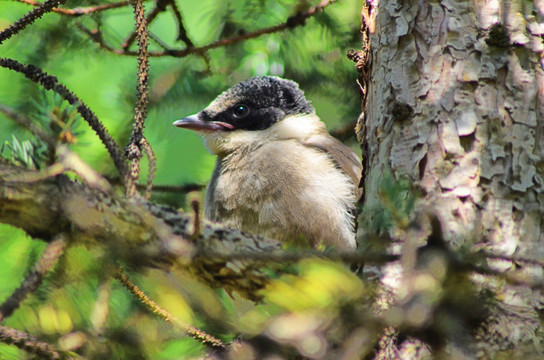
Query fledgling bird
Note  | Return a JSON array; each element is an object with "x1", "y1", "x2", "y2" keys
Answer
[{"x1": 173, "y1": 76, "x2": 361, "y2": 249}]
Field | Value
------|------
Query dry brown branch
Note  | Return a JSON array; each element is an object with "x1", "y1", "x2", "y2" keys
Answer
[
  {"x1": 13, "y1": 0, "x2": 134, "y2": 16},
  {"x1": 78, "y1": 0, "x2": 338, "y2": 57},
  {"x1": 0, "y1": 234, "x2": 67, "y2": 322},
  {"x1": 115, "y1": 270, "x2": 225, "y2": 349}
]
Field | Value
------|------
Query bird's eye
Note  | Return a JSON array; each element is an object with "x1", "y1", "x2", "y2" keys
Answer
[{"x1": 232, "y1": 104, "x2": 250, "y2": 118}]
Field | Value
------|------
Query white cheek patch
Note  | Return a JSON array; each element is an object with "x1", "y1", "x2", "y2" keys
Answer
[{"x1": 202, "y1": 114, "x2": 325, "y2": 155}]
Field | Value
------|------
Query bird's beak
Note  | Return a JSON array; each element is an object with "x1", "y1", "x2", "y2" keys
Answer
[{"x1": 173, "y1": 114, "x2": 235, "y2": 132}]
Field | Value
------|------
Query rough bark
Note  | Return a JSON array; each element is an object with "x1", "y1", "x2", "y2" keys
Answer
[
  {"x1": 360, "y1": 0, "x2": 544, "y2": 357},
  {"x1": 0, "y1": 161, "x2": 281, "y2": 300}
]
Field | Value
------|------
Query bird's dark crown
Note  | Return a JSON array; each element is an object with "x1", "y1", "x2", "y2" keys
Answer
[{"x1": 200, "y1": 76, "x2": 315, "y2": 131}]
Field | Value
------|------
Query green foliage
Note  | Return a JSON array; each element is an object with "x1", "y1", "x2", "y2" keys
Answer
[
  {"x1": 0, "y1": 0, "x2": 364, "y2": 358},
  {"x1": 1, "y1": 135, "x2": 48, "y2": 169}
]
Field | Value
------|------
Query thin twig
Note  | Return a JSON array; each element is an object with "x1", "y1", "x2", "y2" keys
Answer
[
  {"x1": 122, "y1": 0, "x2": 168, "y2": 50},
  {"x1": 114, "y1": 270, "x2": 225, "y2": 349},
  {"x1": 56, "y1": 145, "x2": 111, "y2": 192},
  {"x1": 79, "y1": 0, "x2": 338, "y2": 57},
  {"x1": 0, "y1": 234, "x2": 67, "y2": 322},
  {"x1": 2, "y1": 145, "x2": 111, "y2": 192},
  {"x1": 124, "y1": 0, "x2": 151, "y2": 197},
  {"x1": 196, "y1": 249, "x2": 399, "y2": 265},
  {"x1": 0, "y1": 325, "x2": 79, "y2": 359},
  {"x1": 168, "y1": 0, "x2": 194, "y2": 48},
  {"x1": 148, "y1": 31, "x2": 172, "y2": 51},
  {"x1": 0, "y1": 58, "x2": 127, "y2": 178},
  {"x1": 140, "y1": 137, "x2": 156, "y2": 199},
  {"x1": 0, "y1": 0, "x2": 66, "y2": 44},
  {"x1": 102, "y1": 176, "x2": 204, "y2": 193},
  {"x1": 13, "y1": 0, "x2": 135, "y2": 16},
  {"x1": 138, "y1": 183, "x2": 204, "y2": 193}
]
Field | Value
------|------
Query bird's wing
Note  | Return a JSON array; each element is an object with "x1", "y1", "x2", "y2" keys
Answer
[{"x1": 302, "y1": 133, "x2": 363, "y2": 198}]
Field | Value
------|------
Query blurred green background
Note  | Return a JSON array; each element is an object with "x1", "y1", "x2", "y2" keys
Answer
[{"x1": 0, "y1": 0, "x2": 363, "y2": 358}]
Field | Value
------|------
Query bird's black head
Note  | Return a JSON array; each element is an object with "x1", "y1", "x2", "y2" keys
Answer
[{"x1": 194, "y1": 76, "x2": 315, "y2": 131}]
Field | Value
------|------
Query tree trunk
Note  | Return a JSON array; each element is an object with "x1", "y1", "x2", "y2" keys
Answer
[{"x1": 361, "y1": 0, "x2": 544, "y2": 357}]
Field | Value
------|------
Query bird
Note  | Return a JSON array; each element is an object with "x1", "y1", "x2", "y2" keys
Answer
[{"x1": 173, "y1": 76, "x2": 362, "y2": 249}]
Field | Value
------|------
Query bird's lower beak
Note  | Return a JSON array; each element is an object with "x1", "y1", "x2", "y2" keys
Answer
[{"x1": 173, "y1": 114, "x2": 235, "y2": 132}]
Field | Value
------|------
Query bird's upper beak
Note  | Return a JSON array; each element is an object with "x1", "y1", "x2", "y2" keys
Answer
[{"x1": 173, "y1": 114, "x2": 235, "y2": 132}]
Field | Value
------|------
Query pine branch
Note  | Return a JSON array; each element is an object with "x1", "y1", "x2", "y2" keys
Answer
[
  {"x1": 115, "y1": 270, "x2": 225, "y2": 349},
  {"x1": 0, "y1": 58, "x2": 127, "y2": 178},
  {"x1": 0, "y1": 234, "x2": 67, "y2": 322},
  {"x1": 0, "y1": 0, "x2": 66, "y2": 44}
]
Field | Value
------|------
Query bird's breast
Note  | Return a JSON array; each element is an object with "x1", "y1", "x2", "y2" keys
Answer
[{"x1": 204, "y1": 139, "x2": 357, "y2": 248}]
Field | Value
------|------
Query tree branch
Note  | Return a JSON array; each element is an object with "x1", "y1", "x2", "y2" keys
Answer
[
  {"x1": 115, "y1": 270, "x2": 225, "y2": 349},
  {"x1": 0, "y1": 325, "x2": 79, "y2": 359},
  {"x1": 0, "y1": 58, "x2": 127, "y2": 178},
  {"x1": 13, "y1": 0, "x2": 135, "y2": 17},
  {"x1": 0, "y1": 162, "x2": 280, "y2": 300},
  {"x1": 124, "y1": 0, "x2": 151, "y2": 197},
  {"x1": 0, "y1": 0, "x2": 66, "y2": 44},
  {"x1": 77, "y1": 0, "x2": 338, "y2": 57}
]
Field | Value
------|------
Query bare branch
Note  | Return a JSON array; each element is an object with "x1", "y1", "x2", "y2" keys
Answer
[
  {"x1": 13, "y1": 0, "x2": 135, "y2": 16},
  {"x1": 78, "y1": 0, "x2": 339, "y2": 57}
]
